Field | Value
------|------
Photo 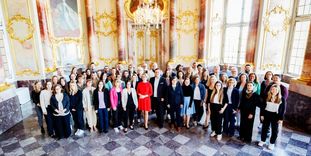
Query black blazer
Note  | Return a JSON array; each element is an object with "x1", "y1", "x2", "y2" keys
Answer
[
  {"x1": 150, "y1": 76, "x2": 167, "y2": 99},
  {"x1": 167, "y1": 83, "x2": 184, "y2": 110},
  {"x1": 224, "y1": 87, "x2": 240, "y2": 110},
  {"x1": 93, "y1": 88, "x2": 110, "y2": 110},
  {"x1": 68, "y1": 90, "x2": 83, "y2": 111},
  {"x1": 239, "y1": 91, "x2": 260, "y2": 116},
  {"x1": 50, "y1": 93, "x2": 70, "y2": 115}
]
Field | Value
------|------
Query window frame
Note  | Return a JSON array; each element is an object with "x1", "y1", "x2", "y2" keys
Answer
[
  {"x1": 221, "y1": 0, "x2": 251, "y2": 65},
  {"x1": 285, "y1": 0, "x2": 311, "y2": 77}
]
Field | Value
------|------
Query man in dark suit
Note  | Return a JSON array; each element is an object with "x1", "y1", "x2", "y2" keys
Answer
[{"x1": 150, "y1": 68, "x2": 167, "y2": 128}]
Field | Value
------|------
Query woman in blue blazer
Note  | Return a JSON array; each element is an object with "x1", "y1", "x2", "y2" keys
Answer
[
  {"x1": 50, "y1": 84, "x2": 71, "y2": 139},
  {"x1": 223, "y1": 78, "x2": 240, "y2": 137},
  {"x1": 167, "y1": 76, "x2": 184, "y2": 132}
]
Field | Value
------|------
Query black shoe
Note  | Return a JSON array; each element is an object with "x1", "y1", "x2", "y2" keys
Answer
[{"x1": 41, "y1": 127, "x2": 45, "y2": 134}]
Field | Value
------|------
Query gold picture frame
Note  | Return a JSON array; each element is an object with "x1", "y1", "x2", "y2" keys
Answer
[{"x1": 6, "y1": 14, "x2": 34, "y2": 44}]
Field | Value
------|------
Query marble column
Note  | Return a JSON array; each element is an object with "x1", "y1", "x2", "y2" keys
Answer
[
  {"x1": 36, "y1": 0, "x2": 54, "y2": 72},
  {"x1": 300, "y1": 24, "x2": 311, "y2": 84},
  {"x1": 85, "y1": 0, "x2": 98, "y2": 64},
  {"x1": 197, "y1": 0, "x2": 208, "y2": 64},
  {"x1": 169, "y1": 0, "x2": 177, "y2": 64},
  {"x1": 116, "y1": 0, "x2": 127, "y2": 64},
  {"x1": 245, "y1": 0, "x2": 261, "y2": 65}
]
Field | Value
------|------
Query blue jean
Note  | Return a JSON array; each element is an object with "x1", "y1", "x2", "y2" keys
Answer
[
  {"x1": 35, "y1": 105, "x2": 43, "y2": 128},
  {"x1": 45, "y1": 107, "x2": 54, "y2": 136},
  {"x1": 98, "y1": 108, "x2": 109, "y2": 132}
]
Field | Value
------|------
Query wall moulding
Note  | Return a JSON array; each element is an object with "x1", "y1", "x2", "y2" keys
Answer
[{"x1": 6, "y1": 14, "x2": 34, "y2": 44}]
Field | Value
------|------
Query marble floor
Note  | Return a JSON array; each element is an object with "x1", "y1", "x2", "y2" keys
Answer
[{"x1": 0, "y1": 111, "x2": 310, "y2": 156}]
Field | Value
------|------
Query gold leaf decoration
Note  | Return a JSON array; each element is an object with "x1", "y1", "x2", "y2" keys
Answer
[
  {"x1": 6, "y1": 14, "x2": 34, "y2": 43},
  {"x1": 95, "y1": 12, "x2": 117, "y2": 37}
]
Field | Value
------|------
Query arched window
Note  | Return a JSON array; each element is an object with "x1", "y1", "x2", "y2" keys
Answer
[{"x1": 286, "y1": 0, "x2": 311, "y2": 76}]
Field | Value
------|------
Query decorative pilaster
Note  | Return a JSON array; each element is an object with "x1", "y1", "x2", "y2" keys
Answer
[
  {"x1": 245, "y1": 0, "x2": 261, "y2": 65},
  {"x1": 197, "y1": 0, "x2": 208, "y2": 64},
  {"x1": 116, "y1": 0, "x2": 127, "y2": 64},
  {"x1": 85, "y1": 0, "x2": 98, "y2": 64},
  {"x1": 169, "y1": 0, "x2": 177, "y2": 64}
]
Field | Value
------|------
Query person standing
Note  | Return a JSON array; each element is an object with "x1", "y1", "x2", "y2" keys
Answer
[
  {"x1": 209, "y1": 81, "x2": 228, "y2": 141},
  {"x1": 191, "y1": 76, "x2": 206, "y2": 126},
  {"x1": 40, "y1": 81, "x2": 54, "y2": 137},
  {"x1": 167, "y1": 76, "x2": 184, "y2": 132},
  {"x1": 31, "y1": 81, "x2": 45, "y2": 134},
  {"x1": 50, "y1": 85, "x2": 71, "y2": 139},
  {"x1": 68, "y1": 82, "x2": 85, "y2": 136},
  {"x1": 150, "y1": 68, "x2": 167, "y2": 128},
  {"x1": 94, "y1": 81, "x2": 110, "y2": 133},
  {"x1": 181, "y1": 77, "x2": 196, "y2": 129},
  {"x1": 122, "y1": 81, "x2": 138, "y2": 132},
  {"x1": 258, "y1": 84, "x2": 286, "y2": 150},
  {"x1": 239, "y1": 82, "x2": 260, "y2": 143},
  {"x1": 110, "y1": 80, "x2": 124, "y2": 133},
  {"x1": 137, "y1": 73, "x2": 153, "y2": 130},
  {"x1": 223, "y1": 78, "x2": 240, "y2": 137},
  {"x1": 82, "y1": 80, "x2": 97, "y2": 132}
]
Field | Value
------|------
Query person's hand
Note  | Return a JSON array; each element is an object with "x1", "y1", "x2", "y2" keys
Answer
[
  {"x1": 161, "y1": 98, "x2": 164, "y2": 101},
  {"x1": 95, "y1": 110, "x2": 98, "y2": 113},
  {"x1": 180, "y1": 104, "x2": 183, "y2": 108},
  {"x1": 167, "y1": 104, "x2": 170, "y2": 108},
  {"x1": 37, "y1": 103, "x2": 41, "y2": 107},
  {"x1": 43, "y1": 112, "x2": 47, "y2": 115},
  {"x1": 248, "y1": 114, "x2": 253, "y2": 119},
  {"x1": 237, "y1": 109, "x2": 240, "y2": 113},
  {"x1": 84, "y1": 108, "x2": 88, "y2": 112},
  {"x1": 219, "y1": 108, "x2": 225, "y2": 114},
  {"x1": 55, "y1": 109, "x2": 60, "y2": 114},
  {"x1": 107, "y1": 108, "x2": 110, "y2": 111},
  {"x1": 232, "y1": 110, "x2": 237, "y2": 114},
  {"x1": 260, "y1": 116, "x2": 264, "y2": 121},
  {"x1": 113, "y1": 108, "x2": 116, "y2": 111},
  {"x1": 72, "y1": 109, "x2": 76, "y2": 111},
  {"x1": 278, "y1": 120, "x2": 283, "y2": 124}
]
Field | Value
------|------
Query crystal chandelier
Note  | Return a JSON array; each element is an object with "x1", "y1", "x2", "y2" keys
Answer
[{"x1": 133, "y1": 0, "x2": 163, "y2": 31}]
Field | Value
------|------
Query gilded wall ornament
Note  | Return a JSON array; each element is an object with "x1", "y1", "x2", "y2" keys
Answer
[
  {"x1": 264, "y1": 6, "x2": 291, "y2": 36},
  {"x1": 95, "y1": 12, "x2": 117, "y2": 36},
  {"x1": 6, "y1": 14, "x2": 34, "y2": 43},
  {"x1": 176, "y1": 10, "x2": 199, "y2": 34}
]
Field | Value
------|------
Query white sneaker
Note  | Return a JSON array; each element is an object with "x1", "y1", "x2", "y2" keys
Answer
[
  {"x1": 78, "y1": 129, "x2": 84, "y2": 136},
  {"x1": 216, "y1": 135, "x2": 222, "y2": 141},
  {"x1": 210, "y1": 131, "x2": 216, "y2": 137},
  {"x1": 268, "y1": 144, "x2": 275, "y2": 150},
  {"x1": 258, "y1": 141, "x2": 265, "y2": 147},
  {"x1": 118, "y1": 125, "x2": 124, "y2": 130},
  {"x1": 75, "y1": 129, "x2": 80, "y2": 136},
  {"x1": 114, "y1": 128, "x2": 120, "y2": 133}
]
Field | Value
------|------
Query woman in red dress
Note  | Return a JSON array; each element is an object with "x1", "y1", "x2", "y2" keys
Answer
[{"x1": 137, "y1": 73, "x2": 153, "y2": 130}]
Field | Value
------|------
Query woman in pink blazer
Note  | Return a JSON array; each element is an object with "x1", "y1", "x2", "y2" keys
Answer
[{"x1": 110, "y1": 80, "x2": 123, "y2": 133}]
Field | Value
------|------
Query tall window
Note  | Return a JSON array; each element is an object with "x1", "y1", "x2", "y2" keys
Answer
[
  {"x1": 222, "y1": 0, "x2": 253, "y2": 65},
  {"x1": 287, "y1": 0, "x2": 311, "y2": 76}
]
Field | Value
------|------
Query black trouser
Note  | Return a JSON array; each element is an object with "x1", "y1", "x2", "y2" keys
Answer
[
  {"x1": 112, "y1": 103, "x2": 123, "y2": 128},
  {"x1": 223, "y1": 104, "x2": 236, "y2": 136},
  {"x1": 124, "y1": 102, "x2": 136, "y2": 128},
  {"x1": 239, "y1": 111, "x2": 255, "y2": 142},
  {"x1": 170, "y1": 106, "x2": 182, "y2": 127},
  {"x1": 98, "y1": 108, "x2": 109, "y2": 132},
  {"x1": 193, "y1": 100, "x2": 203, "y2": 122},
  {"x1": 45, "y1": 107, "x2": 54, "y2": 136},
  {"x1": 54, "y1": 114, "x2": 71, "y2": 139},
  {"x1": 261, "y1": 111, "x2": 279, "y2": 144},
  {"x1": 152, "y1": 97, "x2": 165, "y2": 128},
  {"x1": 71, "y1": 109, "x2": 85, "y2": 130},
  {"x1": 210, "y1": 103, "x2": 223, "y2": 135}
]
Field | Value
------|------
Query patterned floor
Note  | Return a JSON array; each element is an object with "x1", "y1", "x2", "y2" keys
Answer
[{"x1": 0, "y1": 110, "x2": 310, "y2": 156}]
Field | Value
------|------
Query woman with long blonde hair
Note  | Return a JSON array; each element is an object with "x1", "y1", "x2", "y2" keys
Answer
[
  {"x1": 69, "y1": 82, "x2": 84, "y2": 136},
  {"x1": 258, "y1": 84, "x2": 286, "y2": 150},
  {"x1": 209, "y1": 81, "x2": 228, "y2": 141},
  {"x1": 82, "y1": 79, "x2": 97, "y2": 132}
]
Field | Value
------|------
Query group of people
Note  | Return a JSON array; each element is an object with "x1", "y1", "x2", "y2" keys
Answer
[{"x1": 30, "y1": 62, "x2": 287, "y2": 150}]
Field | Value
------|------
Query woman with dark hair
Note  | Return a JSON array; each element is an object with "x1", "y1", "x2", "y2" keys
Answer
[
  {"x1": 50, "y1": 84, "x2": 71, "y2": 139},
  {"x1": 177, "y1": 71, "x2": 185, "y2": 85},
  {"x1": 94, "y1": 81, "x2": 110, "y2": 133},
  {"x1": 167, "y1": 76, "x2": 184, "y2": 132},
  {"x1": 260, "y1": 71, "x2": 273, "y2": 98},
  {"x1": 68, "y1": 82, "x2": 85, "y2": 136},
  {"x1": 110, "y1": 80, "x2": 124, "y2": 133},
  {"x1": 181, "y1": 77, "x2": 195, "y2": 129},
  {"x1": 122, "y1": 70, "x2": 131, "y2": 84},
  {"x1": 85, "y1": 69, "x2": 92, "y2": 79},
  {"x1": 51, "y1": 75, "x2": 59, "y2": 88},
  {"x1": 249, "y1": 73, "x2": 261, "y2": 95},
  {"x1": 122, "y1": 81, "x2": 138, "y2": 132},
  {"x1": 59, "y1": 77, "x2": 69, "y2": 93},
  {"x1": 209, "y1": 81, "x2": 228, "y2": 141},
  {"x1": 258, "y1": 84, "x2": 286, "y2": 150},
  {"x1": 175, "y1": 64, "x2": 183, "y2": 72},
  {"x1": 238, "y1": 82, "x2": 260, "y2": 143},
  {"x1": 31, "y1": 81, "x2": 45, "y2": 134},
  {"x1": 191, "y1": 76, "x2": 206, "y2": 126},
  {"x1": 40, "y1": 81, "x2": 55, "y2": 137},
  {"x1": 201, "y1": 70, "x2": 210, "y2": 87},
  {"x1": 100, "y1": 72, "x2": 113, "y2": 91},
  {"x1": 236, "y1": 73, "x2": 248, "y2": 128},
  {"x1": 77, "y1": 74, "x2": 85, "y2": 91}
]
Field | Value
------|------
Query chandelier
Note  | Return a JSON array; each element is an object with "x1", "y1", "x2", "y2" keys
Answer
[{"x1": 133, "y1": 0, "x2": 163, "y2": 31}]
